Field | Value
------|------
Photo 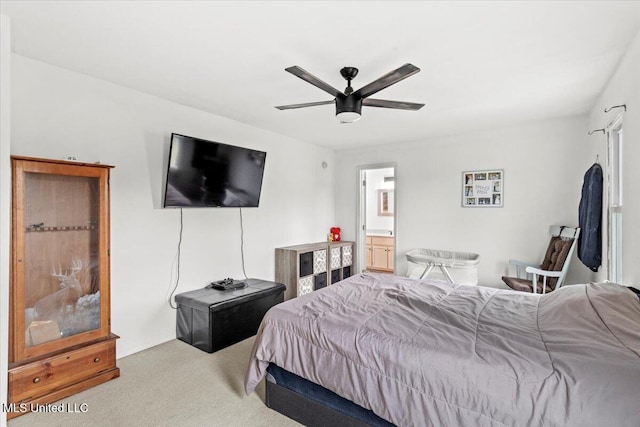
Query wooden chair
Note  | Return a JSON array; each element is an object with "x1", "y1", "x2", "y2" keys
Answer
[{"x1": 502, "y1": 226, "x2": 580, "y2": 294}]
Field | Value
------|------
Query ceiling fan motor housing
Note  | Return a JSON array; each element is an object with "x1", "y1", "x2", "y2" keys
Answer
[{"x1": 336, "y1": 95, "x2": 362, "y2": 121}]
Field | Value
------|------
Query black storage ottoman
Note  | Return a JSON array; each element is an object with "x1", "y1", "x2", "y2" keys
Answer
[{"x1": 175, "y1": 278, "x2": 285, "y2": 353}]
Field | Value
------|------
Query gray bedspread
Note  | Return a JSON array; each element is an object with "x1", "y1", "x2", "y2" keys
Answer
[{"x1": 244, "y1": 273, "x2": 640, "y2": 426}]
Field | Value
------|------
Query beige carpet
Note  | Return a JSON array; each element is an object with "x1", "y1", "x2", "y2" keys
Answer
[{"x1": 8, "y1": 338, "x2": 300, "y2": 427}]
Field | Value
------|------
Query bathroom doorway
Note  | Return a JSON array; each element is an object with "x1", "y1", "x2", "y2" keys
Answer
[{"x1": 356, "y1": 164, "x2": 396, "y2": 274}]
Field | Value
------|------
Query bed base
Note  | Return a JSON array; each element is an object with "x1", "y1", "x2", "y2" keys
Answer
[
  {"x1": 266, "y1": 378, "x2": 375, "y2": 427},
  {"x1": 264, "y1": 364, "x2": 395, "y2": 427}
]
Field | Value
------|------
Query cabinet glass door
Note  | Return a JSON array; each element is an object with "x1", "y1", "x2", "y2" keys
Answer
[{"x1": 22, "y1": 172, "x2": 102, "y2": 347}]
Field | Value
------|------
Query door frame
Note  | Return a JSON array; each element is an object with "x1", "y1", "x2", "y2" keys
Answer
[
  {"x1": 356, "y1": 163, "x2": 397, "y2": 274},
  {"x1": 605, "y1": 112, "x2": 624, "y2": 283}
]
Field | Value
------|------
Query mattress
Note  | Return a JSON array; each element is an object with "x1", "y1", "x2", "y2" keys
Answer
[{"x1": 245, "y1": 273, "x2": 640, "y2": 426}]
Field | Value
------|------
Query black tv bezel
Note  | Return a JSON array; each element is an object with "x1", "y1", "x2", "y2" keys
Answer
[{"x1": 162, "y1": 133, "x2": 266, "y2": 208}]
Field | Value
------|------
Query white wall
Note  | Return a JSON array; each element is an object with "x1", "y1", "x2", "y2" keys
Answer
[
  {"x1": 587, "y1": 29, "x2": 640, "y2": 285},
  {"x1": 9, "y1": 55, "x2": 336, "y2": 358},
  {"x1": 1, "y1": 14, "x2": 11, "y2": 427},
  {"x1": 335, "y1": 116, "x2": 596, "y2": 286},
  {"x1": 365, "y1": 168, "x2": 394, "y2": 233}
]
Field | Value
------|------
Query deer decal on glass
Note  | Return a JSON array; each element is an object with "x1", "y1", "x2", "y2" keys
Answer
[{"x1": 34, "y1": 258, "x2": 84, "y2": 321}]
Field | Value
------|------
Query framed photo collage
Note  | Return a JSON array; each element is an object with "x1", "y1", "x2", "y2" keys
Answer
[{"x1": 462, "y1": 170, "x2": 503, "y2": 207}]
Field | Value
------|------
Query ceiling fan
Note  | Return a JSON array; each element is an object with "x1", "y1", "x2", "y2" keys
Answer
[{"x1": 275, "y1": 64, "x2": 425, "y2": 123}]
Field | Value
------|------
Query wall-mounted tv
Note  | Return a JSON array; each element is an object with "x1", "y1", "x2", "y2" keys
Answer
[{"x1": 163, "y1": 133, "x2": 267, "y2": 208}]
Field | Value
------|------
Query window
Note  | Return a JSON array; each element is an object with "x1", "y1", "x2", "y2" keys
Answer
[{"x1": 607, "y1": 117, "x2": 623, "y2": 283}]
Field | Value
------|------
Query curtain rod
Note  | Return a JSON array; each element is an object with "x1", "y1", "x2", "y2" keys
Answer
[
  {"x1": 587, "y1": 104, "x2": 626, "y2": 134},
  {"x1": 604, "y1": 104, "x2": 626, "y2": 113}
]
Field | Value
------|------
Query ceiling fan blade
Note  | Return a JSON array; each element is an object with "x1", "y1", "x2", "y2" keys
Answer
[
  {"x1": 275, "y1": 100, "x2": 335, "y2": 110},
  {"x1": 285, "y1": 66, "x2": 343, "y2": 98},
  {"x1": 363, "y1": 98, "x2": 424, "y2": 110},
  {"x1": 354, "y1": 64, "x2": 421, "y2": 99}
]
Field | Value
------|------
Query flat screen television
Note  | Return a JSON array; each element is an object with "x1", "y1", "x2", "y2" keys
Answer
[{"x1": 163, "y1": 133, "x2": 267, "y2": 208}]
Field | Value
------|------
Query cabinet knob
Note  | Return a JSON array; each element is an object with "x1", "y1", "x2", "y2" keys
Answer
[
  {"x1": 94, "y1": 357, "x2": 100, "y2": 363},
  {"x1": 33, "y1": 377, "x2": 40, "y2": 383}
]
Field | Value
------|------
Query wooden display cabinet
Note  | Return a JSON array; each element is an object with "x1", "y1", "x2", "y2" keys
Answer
[{"x1": 7, "y1": 156, "x2": 119, "y2": 419}]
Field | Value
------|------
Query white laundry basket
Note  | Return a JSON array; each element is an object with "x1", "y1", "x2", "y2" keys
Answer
[{"x1": 406, "y1": 248, "x2": 480, "y2": 285}]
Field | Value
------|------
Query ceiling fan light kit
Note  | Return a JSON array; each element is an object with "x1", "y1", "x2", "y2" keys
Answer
[
  {"x1": 276, "y1": 64, "x2": 424, "y2": 123},
  {"x1": 336, "y1": 111, "x2": 361, "y2": 123}
]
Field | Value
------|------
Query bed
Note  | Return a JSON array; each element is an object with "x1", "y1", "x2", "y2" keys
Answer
[{"x1": 244, "y1": 273, "x2": 640, "y2": 426}]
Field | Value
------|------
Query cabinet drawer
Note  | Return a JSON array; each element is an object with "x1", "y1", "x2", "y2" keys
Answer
[
  {"x1": 341, "y1": 245, "x2": 353, "y2": 266},
  {"x1": 370, "y1": 236, "x2": 394, "y2": 246},
  {"x1": 298, "y1": 276, "x2": 313, "y2": 296},
  {"x1": 314, "y1": 272, "x2": 327, "y2": 290},
  {"x1": 299, "y1": 252, "x2": 313, "y2": 277},
  {"x1": 313, "y1": 249, "x2": 327, "y2": 274},
  {"x1": 9, "y1": 339, "x2": 116, "y2": 403},
  {"x1": 330, "y1": 247, "x2": 342, "y2": 270}
]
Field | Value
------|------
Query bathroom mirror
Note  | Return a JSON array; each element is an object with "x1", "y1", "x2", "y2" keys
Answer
[{"x1": 378, "y1": 189, "x2": 394, "y2": 216}]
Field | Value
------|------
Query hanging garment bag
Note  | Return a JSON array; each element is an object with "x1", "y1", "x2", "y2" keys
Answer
[{"x1": 578, "y1": 163, "x2": 603, "y2": 272}]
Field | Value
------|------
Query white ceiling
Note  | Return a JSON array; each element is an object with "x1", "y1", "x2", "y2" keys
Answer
[{"x1": 2, "y1": 1, "x2": 640, "y2": 150}]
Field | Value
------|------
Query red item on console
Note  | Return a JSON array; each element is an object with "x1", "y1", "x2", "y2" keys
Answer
[{"x1": 330, "y1": 227, "x2": 341, "y2": 241}]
